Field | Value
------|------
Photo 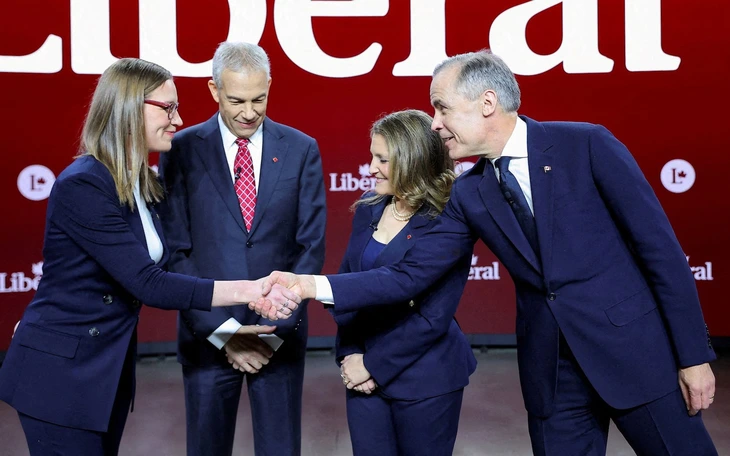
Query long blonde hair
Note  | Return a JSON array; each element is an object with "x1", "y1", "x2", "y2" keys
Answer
[
  {"x1": 79, "y1": 58, "x2": 171, "y2": 209},
  {"x1": 356, "y1": 109, "x2": 455, "y2": 217}
]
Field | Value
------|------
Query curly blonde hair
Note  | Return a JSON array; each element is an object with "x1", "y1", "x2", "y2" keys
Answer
[{"x1": 356, "y1": 109, "x2": 455, "y2": 217}]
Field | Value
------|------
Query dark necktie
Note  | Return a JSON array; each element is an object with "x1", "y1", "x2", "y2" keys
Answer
[{"x1": 494, "y1": 157, "x2": 539, "y2": 255}]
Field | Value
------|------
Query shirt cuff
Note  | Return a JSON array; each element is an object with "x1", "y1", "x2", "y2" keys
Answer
[
  {"x1": 207, "y1": 317, "x2": 243, "y2": 350},
  {"x1": 314, "y1": 275, "x2": 334, "y2": 304}
]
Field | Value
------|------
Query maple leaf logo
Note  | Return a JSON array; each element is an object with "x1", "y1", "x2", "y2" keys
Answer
[
  {"x1": 358, "y1": 164, "x2": 371, "y2": 177},
  {"x1": 32, "y1": 262, "x2": 44, "y2": 277},
  {"x1": 677, "y1": 170, "x2": 687, "y2": 178},
  {"x1": 471, "y1": 255, "x2": 478, "y2": 266}
]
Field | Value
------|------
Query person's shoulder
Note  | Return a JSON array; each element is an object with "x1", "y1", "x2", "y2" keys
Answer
[
  {"x1": 52, "y1": 155, "x2": 115, "y2": 199},
  {"x1": 535, "y1": 118, "x2": 608, "y2": 139},
  {"x1": 57, "y1": 155, "x2": 110, "y2": 183},
  {"x1": 264, "y1": 118, "x2": 316, "y2": 144}
]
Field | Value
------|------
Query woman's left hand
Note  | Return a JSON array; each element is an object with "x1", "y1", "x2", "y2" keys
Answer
[
  {"x1": 353, "y1": 378, "x2": 377, "y2": 395},
  {"x1": 341, "y1": 354, "x2": 373, "y2": 389}
]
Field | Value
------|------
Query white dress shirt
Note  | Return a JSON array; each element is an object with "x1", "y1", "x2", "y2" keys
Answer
[
  {"x1": 489, "y1": 117, "x2": 533, "y2": 215},
  {"x1": 218, "y1": 114, "x2": 264, "y2": 191},
  {"x1": 313, "y1": 117, "x2": 534, "y2": 305},
  {"x1": 207, "y1": 116, "x2": 266, "y2": 350},
  {"x1": 133, "y1": 180, "x2": 163, "y2": 264}
]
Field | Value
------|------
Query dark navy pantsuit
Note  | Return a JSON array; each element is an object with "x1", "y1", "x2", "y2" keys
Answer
[
  {"x1": 159, "y1": 115, "x2": 326, "y2": 456},
  {"x1": 333, "y1": 197, "x2": 476, "y2": 455}
]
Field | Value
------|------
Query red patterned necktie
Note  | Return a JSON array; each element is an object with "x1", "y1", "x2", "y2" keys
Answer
[{"x1": 234, "y1": 138, "x2": 256, "y2": 231}]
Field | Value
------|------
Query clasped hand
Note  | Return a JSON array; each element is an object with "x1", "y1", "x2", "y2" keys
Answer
[
  {"x1": 250, "y1": 272, "x2": 314, "y2": 320},
  {"x1": 249, "y1": 274, "x2": 306, "y2": 321},
  {"x1": 341, "y1": 354, "x2": 377, "y2": 394}
]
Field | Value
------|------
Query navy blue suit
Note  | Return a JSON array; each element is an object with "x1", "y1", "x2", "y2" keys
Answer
[
  {"x1": 0, "y1": 155, "x2": 214, "y2": 453},
  {"x1": 334, "y1": 197, "x2": 476, "y2": 455},
  {"x1": 158, "y1": 115, "x2": 326, "y2": 456},
  {"x1": 327, "y1": 118, "x2": 716, "y2": 455}
]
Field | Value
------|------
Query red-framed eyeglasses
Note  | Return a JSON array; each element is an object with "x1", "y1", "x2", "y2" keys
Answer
[{"x1": 144, "y1": 99, "x2": 179, "y2": 120}]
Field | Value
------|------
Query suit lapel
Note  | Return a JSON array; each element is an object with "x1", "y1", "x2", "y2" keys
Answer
[
  {"x1": 148, "y1": 203, "x2": 170, "y2": 266},
  {"x1": 477, "y1": 157, "x2": 541, "y2": 273},
  {"x1": 372, "y1": 202, "x2": 431, "y2": 269},
  {"x1": 194, "y1": 116, "x2": 248, "y2": 234},
  {"x1": 523, "y1": 116, "x2": 555, "y2": 279},
  {"x1": 249, "y1": 118, "x2": 289, "y2": 237}
]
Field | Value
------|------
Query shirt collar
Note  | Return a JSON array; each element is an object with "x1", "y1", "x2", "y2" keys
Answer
[
  {"x1": 217, "y1": 114, "x2": 264, "y2": 148},
  {"x1": 487, "y1": 116, "x2": 528, "y2": 171}
]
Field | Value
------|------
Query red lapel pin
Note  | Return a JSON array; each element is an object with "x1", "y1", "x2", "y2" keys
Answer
[
  {"x1": 272, "y1": 157, "x2": 278, "y2": 163},
  {"x1": 407, "y1": 234, "x2": 412, "y2": 240}
]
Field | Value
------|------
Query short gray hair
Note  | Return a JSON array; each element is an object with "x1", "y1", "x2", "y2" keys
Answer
[
  {"x1": 433, "y1": 50, "x2": 521, "y2": 113},
  {"x1": 212, "y1": 42, "x2": 270, "y2": 87}
]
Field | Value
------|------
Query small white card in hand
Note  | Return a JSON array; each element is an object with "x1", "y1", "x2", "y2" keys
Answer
[{"x1": 259, "y1": 334, "x2": 284, "y2": 351}]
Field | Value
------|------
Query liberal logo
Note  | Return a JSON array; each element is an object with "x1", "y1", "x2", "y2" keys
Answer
[
  {"x1": 660, "y1": 159, "x2": 695, "y2": 193},
  {"x1": 0, "y1": 261, "x2": 43, "y2": 293},
  {"x1": 686, "y1": 256, "x2": 713, "y2": 281},
  {"x1": 468, "y1": 255, "x2": 501, "y2": 281},
  {"x1": 17, "y1": 165, "x2": 56, "y2": 201},
  {"x1": 329, "y1": 164, "x2": 377, "y2": 192}
]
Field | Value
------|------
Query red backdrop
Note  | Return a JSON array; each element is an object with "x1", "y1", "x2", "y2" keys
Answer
[{"x1": 1, "y1": 0, "x2": 727, "y2": 350}]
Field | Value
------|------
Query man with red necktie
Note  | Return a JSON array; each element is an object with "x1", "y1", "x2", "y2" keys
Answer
[{"x1": 158, "y1": 41, "x2": 326, "y2": 456}]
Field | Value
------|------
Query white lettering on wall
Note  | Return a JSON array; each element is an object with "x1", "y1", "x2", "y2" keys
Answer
[
  {"x1": 70, "y1": 0, "x2": 117, "y2": 74},
  {"x1": 625, "y1": 0, "x2": 680, "y2": 71},
  {"x1": 489, "y1": 0, "x2": 614, "y2": 75},
  {"x1": 274, "y1": 0, "x2": 388, "y2": 78},
  {"x1": 392, "y1": 0, "x2": 447, "y2": 76},
  {"x1": 140, "y1": 0, "x2": 266, "y2": 77},
  {"x1": 0, "y1": 0, "x2": 681, "y2": 76}
]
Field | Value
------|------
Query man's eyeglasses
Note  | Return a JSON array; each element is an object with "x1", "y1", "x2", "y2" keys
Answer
[{"x1": 144, "y1": 99, "x2": 180, "y2": 120}]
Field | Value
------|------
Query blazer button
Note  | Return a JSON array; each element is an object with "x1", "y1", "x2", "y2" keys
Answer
[
  {"x1": 547, "y1": 293, "x2": 557, "y2": 301},
  {"x1": 102, "y1": 294, "x2": 113, "y2": 305},
  {"x1": 246, "y1": 241, "x2": 253, "y2": 248},
  {"x1": 132, "y1": 299, "x2": 141, "y2": 308},
  {"x1": 408, "y1": 300, "x2": 415, "y2": 307},
  {"x1": 89, "y1": 327, "x2": 100, "y2": 337}
]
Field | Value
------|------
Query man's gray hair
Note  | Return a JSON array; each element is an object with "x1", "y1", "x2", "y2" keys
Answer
[
  {"x1": 212, "y1": 42, "x2": 271, "y2": 87},
  {"x1": 433, "y1": 50, "x2": 521, "y2": 113}
]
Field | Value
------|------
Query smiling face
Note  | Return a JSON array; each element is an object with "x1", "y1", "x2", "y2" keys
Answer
[
  {"x1": 369, "y1": 133, "x2": 393, "y2": 196},
  {"x1": 208, "y1": 68, "x2": 270, "y2": 139},
  {"x1": 429, "y1": 66, "x2": 491, "y2": 160},
  {"x1": 144, "y1": 79, "x2": 182, "y2": 152}
]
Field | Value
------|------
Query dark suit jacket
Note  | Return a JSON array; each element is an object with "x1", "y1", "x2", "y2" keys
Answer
[
  {"x1": 158, "y1": 115, "x2": 326, "y2": 366},
  {"x1": 333, "y1": 197, "x2": 476, "y2": 400},
  {"x1": 327, "y1": 117, "x2": 715, "y2": 417},
  {"x1": 0, "y1": 155, "x2": 214, "y2": 432}
]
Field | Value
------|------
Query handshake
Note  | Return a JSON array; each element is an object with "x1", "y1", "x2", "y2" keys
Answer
[{"x1": 250, "y1": 271, "x2": 318, "y2": 321}]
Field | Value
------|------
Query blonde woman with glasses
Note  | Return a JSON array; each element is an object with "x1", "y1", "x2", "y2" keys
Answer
[{"x1": 0, "y1": 58, "x2": 298, "y2": 456}]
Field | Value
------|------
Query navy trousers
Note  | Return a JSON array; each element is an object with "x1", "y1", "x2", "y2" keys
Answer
[
  {"x1": 182, "y1": 338, "x2": 306, "y2": 456},
  {"x1": 345, "y1": 388, "x2": 464, "y2": 456},
  {"x1": 528, "y1": 335, "x2": 717, "y2": 456}
]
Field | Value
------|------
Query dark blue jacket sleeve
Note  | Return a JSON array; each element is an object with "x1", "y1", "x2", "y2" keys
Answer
[{"x1": 51, "y1": 170, "x2": 213, "y2": 311}]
